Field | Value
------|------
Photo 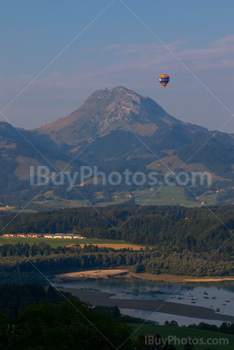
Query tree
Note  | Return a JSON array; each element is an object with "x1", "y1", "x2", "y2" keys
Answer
[{"x1": 11, "y1": 298, "x2": 135, "y2": 350}]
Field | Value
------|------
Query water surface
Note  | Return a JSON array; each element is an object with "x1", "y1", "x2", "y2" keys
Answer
[{"x1": 54, "y1": 278, "x2": 234, "y2": 325}]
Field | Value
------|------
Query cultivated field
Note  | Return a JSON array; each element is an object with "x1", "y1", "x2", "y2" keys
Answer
[
  {"x1": 29, "y1": 185, "x2": 218, "y2": 209},
  {"x1": 78, "y1": 243, "x2": 145, "y2": 250}
]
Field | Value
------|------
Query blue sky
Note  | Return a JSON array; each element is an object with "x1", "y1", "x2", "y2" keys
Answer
[{"x1": 0, "y1": 0, "x2": 234, "y2": 132}]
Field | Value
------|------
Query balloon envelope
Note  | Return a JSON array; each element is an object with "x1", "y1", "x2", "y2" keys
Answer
[{"x1": 158, "y1": 74, "x2": 170, "y2": 88}]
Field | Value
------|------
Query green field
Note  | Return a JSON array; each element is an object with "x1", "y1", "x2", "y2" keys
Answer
[
  {"x1": 129, "y1": 324, "x2": 234, "y2": 350},
  {"x1": 112, "y1": 186, "x2": 217, "y2": 208},
  {"x1": 133, "y1": 186, "x2": 196, "y2": 207},
  {"x1": 133, "y1": 186, "x2": 217, "y2": 207},
  {"x1": 31, "y1": 185, "x2": 218, "y2": 210},
  {"x1": 0, "y1": 237, "x2": 127, "y2": 248}
]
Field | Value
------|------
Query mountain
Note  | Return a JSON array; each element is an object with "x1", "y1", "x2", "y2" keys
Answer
[
  {"x1": 36, "y1": 86, "x2": 234, "y2": 178},
  {"x1": 1, "y1": 86, "x2": 234, "y2": 209},
  {"x1": 38, "y1": 86, "x2": 180, "y2": 143},
  {"x1": 36, "y1": 86, "x2": 210, "y2": 169},
  {"x1": 37, "y1": 86, "x2": 208, "y2": 144},
  {"x1": 0, "y1": 122, "x2": 85, "y2": 207}
]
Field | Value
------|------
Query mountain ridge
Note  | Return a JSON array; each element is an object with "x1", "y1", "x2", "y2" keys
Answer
[
  {"x1": 34, "y1": 86, "x2": 210, "y2": 166},
  {"x1": 1, "y1": 86, "x2": 234, "y2": 208},
  {"x1": 36, "y1": 86, "x2": 207, "y2": 146}
]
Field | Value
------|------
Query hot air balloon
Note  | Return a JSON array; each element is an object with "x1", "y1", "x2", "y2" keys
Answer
[{"x1": 158, "y1": 74, "x2": 170, "y2": 88}]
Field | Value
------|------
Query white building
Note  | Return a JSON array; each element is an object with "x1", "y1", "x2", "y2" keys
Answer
[
  {"x1": 54, "y1": 233, "x2": 64, "y2": 239},
  {"x1": 44, "y1": 234, "x2": 54, "y2": 239}
]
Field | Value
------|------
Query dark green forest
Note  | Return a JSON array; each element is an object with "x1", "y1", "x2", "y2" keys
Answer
[
  {"x1": 0, "y1": 242, "x2": 233, "y2": 279},
  {"x1": 0, "y1": 285, "x2": 136, "y2": 350},
  {"x1": 2, "y1": 205, "x2": 234, "y2": 252},
  {"x1": 1, "y1": 205, "x2": 234, "y2": 277}
]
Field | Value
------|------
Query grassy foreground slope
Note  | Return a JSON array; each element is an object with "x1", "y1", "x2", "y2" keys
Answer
[{"x1": 130, "y1": 324, "x2": 234, "y2": 350}]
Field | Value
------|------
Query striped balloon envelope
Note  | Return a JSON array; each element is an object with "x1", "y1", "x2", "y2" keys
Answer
[{"x1": 158, "y1": 74, "x2": 170, "y2": 88}]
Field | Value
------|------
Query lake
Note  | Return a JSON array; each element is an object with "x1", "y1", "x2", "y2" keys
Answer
[{"x1": 53, "y1": 277, "x2": 234, "y2": 326}]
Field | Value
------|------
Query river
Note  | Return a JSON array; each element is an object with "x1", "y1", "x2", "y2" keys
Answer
[{"x1": 53, "y1": 277, "x2": 234, "y2": 326}]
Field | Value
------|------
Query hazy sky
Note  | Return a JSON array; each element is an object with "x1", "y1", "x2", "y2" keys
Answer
[{"x1": 0, "y1": 0, "x2": 234, "y2": 132}]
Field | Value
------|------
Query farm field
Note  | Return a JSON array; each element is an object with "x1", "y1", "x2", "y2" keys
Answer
[
  {"x1": 28, "y1": 185, "x2": 219, "y2": 209},
  {"x1": 133, "y1": 186, "x2": 217, "y2": 207},
  {"x1": 133, "y1": 186, "x2": 194, "y2": 207},
  {"x1": 0, "y1": 237, "x2": 142, "y2": 249},
  {"x1": 78, "y1": 243, "x2": 145, "y2": 250},
  {"x1": 130, "y1": 324, "x2": 234, "y2": 350}
]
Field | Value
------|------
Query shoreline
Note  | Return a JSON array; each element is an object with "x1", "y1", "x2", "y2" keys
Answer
[
  {"x1": 54, "y1": 269, "x2": 234, "y2": 283},
  {"x1": 54, "y1": 269, "x2": 129, "y2": 281},
  {"x1": 59, "y1": 287, "x2": 234, "y2": 322},
  {"x1": 131, "y1": 272, "x2": 234, "y2": 283}
]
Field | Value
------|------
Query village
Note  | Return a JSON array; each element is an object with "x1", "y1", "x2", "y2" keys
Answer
[{"x1": 2, "y1": 233, "x2": 87, "y2": 239}]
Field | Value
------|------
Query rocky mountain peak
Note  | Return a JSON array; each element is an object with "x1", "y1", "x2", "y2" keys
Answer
[{"x1": 37, "y1": 86, "x2": 176, "y2": 145}]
